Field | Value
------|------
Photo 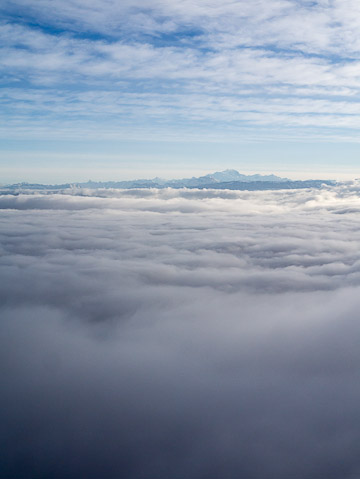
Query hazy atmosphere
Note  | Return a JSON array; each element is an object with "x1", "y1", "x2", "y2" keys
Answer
[{"x1": 2, "y1": 1, "x2": 360, "y2": 478}]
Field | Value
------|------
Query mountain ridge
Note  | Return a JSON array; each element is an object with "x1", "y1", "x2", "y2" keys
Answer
[{"x1": 1, "y1": 170, "x2": 335, "y2": 191}]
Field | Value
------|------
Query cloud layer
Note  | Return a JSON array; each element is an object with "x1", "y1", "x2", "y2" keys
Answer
[
  {"x1": 2, "y1": 185, "x2": 360, "y2": 478},
  {"x1": 2, "y1": 0, "x2": 360, "y2": 142}
]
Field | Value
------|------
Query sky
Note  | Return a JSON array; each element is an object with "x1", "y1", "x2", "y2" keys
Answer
[
  {"x1": 2, "y1": 184, "x2": 360, "y2": 478},
  {"x1": 1, "y1": 0, "x2": 360, "y2": 182}
]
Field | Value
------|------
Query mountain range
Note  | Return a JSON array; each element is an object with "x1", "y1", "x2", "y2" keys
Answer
[{"x1": 2, "y1": 169, "x2": 335, "y2": 191}]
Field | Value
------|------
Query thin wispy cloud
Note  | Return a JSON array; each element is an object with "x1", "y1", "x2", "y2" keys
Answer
[{"x1": 1, "y1": 0, "x2": 360, "y2": 145}]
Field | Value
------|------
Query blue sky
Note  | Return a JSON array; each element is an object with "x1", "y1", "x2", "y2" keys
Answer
[{"x1": 1, "y1": 0, "x2": 360, "y2": 182}]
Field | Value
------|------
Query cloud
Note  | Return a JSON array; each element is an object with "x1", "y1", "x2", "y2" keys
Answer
[
  {"x1": 2, "y1": 185, "x2": 360, "y2": 478},
  {"x1": 2, "y1": 1, "x2": 360, "y2": 142},
  {"x1": 3, "y1": 0, "x2": 360, "y2": 56}
]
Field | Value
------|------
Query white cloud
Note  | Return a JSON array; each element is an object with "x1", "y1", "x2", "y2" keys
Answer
[
  {"x1": 2, "y1": 185, "x2": 360, "y2": 477},
  {"x1": 2, "y1": 1, "x2": 360, "y2": 141}
]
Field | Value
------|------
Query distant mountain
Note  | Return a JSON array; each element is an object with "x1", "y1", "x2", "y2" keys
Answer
[
  {"x1": 204, "y1": 169, "x2": 289, "y2": 183},
  {"x1": 162, "y1": 169, "x2": 289, "y2": 188},
  {"x1": 1, "y1": 170, "x2": 335, "y2": 192}
]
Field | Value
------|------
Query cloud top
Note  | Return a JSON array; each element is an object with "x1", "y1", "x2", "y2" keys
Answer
[{"x1": 2, "y1": 185, "x2": 360, "y2": 478}]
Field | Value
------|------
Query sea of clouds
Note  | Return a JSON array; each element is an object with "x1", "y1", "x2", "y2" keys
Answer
[{"x1": 2, "y1": 183, "x2": 360, "y2": 478}]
